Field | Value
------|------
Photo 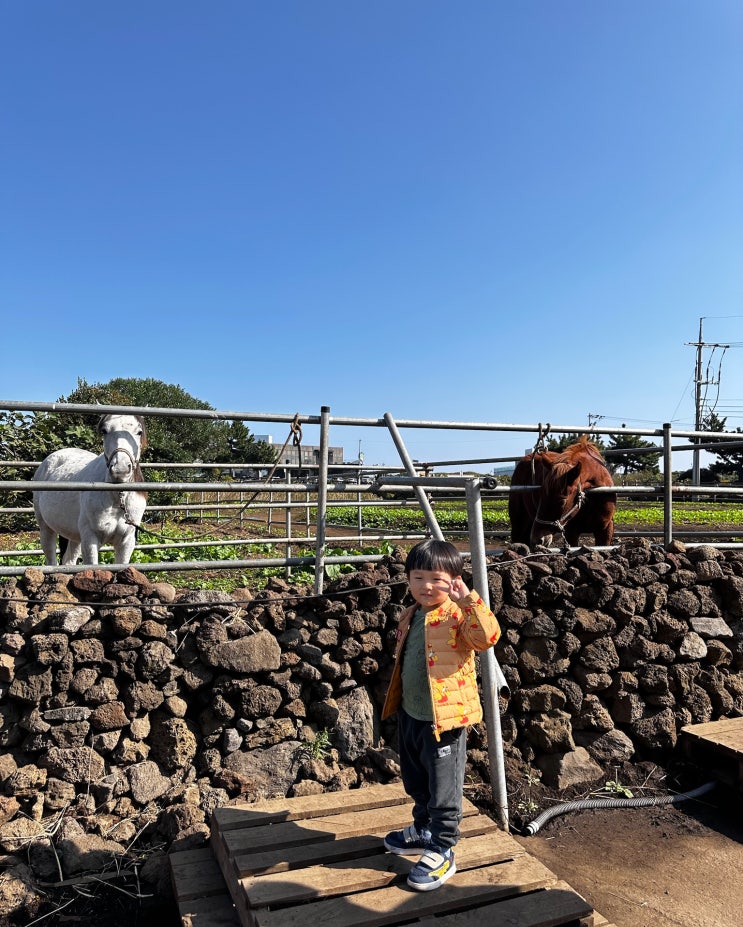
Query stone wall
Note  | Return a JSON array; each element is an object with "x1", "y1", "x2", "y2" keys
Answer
[
  {"x1": 492, "y1": 539, "x2": 743, "y2": 788},
  {"x1": 0, "y1": 538, "x2": 742, "y2": 910}
]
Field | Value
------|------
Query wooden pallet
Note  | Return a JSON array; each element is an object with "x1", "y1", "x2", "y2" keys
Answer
[
  {"x1": 680, "y1": 718, "x2": 743, "y2": 790},
  {"x1": 171, "y1": 781, "x2": 610, "y2": 927}
]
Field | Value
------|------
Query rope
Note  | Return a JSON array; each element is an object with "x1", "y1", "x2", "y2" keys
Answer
[
  {"x1": 532, "y1": 422, "x2": 551, "y2": 456},
  {"x1": 530, "y1": 422, "x2": 550, "y2": 484},
  {"x1": 207, "y1": 413, "x2": 303, "y2": 526}
]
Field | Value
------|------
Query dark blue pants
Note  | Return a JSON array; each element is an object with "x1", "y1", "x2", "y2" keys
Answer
[{"x1": 397, "y1": 709, "x2": 467, "y2": 850}]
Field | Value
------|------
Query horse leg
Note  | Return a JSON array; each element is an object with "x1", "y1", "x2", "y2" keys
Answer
[
  {"x1": 113, "y1": 531, "x2": 136, "y2": 565},
  {"x1": 38, "y1": 522, "x2": 59, "y2": 566},
  {"x1": 80, "y1": 533, "x2": 100, "y2": 565},
  {"x1": 564, "y1": 525, "x2": 582, "y2": 547},
  {"x1": 594, "y1": 520, "x2": 615, "y2": 546},
  {"x1": 61, "y1": 540, "x2": 82, "y2": 565},
  {"x1": 509, "y1": 499, "x2": 534, "y2": 545}
]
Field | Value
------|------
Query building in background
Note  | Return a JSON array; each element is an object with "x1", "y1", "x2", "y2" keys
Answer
[{"x1": 254, "y1": 435, "x2": 345, "y2": 479}]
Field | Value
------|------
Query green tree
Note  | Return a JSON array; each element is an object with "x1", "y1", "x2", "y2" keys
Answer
[
  {"x1": 700, "y1": 411, "x2": 743, "y2": 479},
  {"x1": 1, "y1": 379, "x2": 277, "y2": 526},
  {"x1": 64, "y1": 378, "x2": 223, "y2": 463},
  {"x1": 0, "y1": 410, "x2": 69, "y2": 529},
  {"x1": 58, "y1": 378, "x2": 275, "y2": 467},
  {"x1": 226, "y1": 421, "x2": 276, "y2": 466},
  {"x1": 606, "y1": 427, "x2": 661, "y2": 475}
]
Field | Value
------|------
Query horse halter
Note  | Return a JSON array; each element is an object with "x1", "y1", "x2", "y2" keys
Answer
[
  {"x1": 104, "y1": 445, "x2": 140, "y2": 477},
  {"x1": 104, "y1": 445, "x2": 142, "y2": 528},
  {"x1": 533, "y1": 479, "x2": 587, "y2": 546}
]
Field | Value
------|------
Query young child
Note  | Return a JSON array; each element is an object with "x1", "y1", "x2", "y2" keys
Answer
[{"x1": 381, "y1": 539, "x2": 501, "y2": 891}]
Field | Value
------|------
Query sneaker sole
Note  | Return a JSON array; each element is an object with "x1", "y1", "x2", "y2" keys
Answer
[
  {"x1": 383, "y1": 840, "x2": 427, "y2": 856},
  {"x1": 407, "y1": 859, "x2": 456, "y2": 891}
]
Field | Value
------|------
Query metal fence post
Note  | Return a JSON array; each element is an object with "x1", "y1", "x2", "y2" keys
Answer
[
  {"x1": 314, "y1": 406, "x2": 330, "y2": 594},
  {"x1": 286, "y1": 468, "x2": 292, "y2": 578},
  {"x1": 663, "y1": 422, "x2": 673, "y2": 546},
  {"x1": 383, "y1": 412, "x2": 444, "y2": 541},
  {"x1": 465, "y1": 478, "x2": 510, "y2": 830}
]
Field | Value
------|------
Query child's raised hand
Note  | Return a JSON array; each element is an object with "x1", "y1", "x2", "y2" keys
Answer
[{"x1": 448, "y1": 577, "x2": 470, "y2": 600}]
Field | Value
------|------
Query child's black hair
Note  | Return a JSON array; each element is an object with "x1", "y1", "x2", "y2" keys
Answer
[{"x1": 405, "y1": 539, "x2": 464, "y2": 577}]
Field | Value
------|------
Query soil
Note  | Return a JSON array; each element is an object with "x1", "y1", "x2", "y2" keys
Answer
[
  {"x1": 469, "y1": 759, "x2": 743, "y2": 927},
  {"x1": 515, "y1": 798, "x2": 743, "y2": 927}
]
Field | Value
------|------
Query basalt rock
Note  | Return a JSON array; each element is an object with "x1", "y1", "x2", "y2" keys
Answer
[{"x1": 0, "y1": 544, "x2": 742, "y2": 888}]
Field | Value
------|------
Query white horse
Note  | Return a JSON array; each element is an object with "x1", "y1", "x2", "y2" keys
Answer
[{"x1": 33, "y1": 414, "x2": 148, "y2": 565}]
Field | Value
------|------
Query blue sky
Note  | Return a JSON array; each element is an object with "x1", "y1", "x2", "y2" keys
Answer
[{"x1": 2, "y1": 2, "x2": 742, "y2": 467}]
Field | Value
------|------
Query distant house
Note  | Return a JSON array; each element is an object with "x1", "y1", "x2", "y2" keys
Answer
[{"x1": 254, "y1": 435, "x2": 344, "y2": 478}]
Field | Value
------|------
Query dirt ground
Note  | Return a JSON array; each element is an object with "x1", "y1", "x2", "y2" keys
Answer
[{"x1": 511, "y1": 780, "x2": 743, "y2": 927}]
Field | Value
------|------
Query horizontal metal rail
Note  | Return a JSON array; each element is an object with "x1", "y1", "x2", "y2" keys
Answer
[
  {"x1": 4, "y1": 402, "x2": 743, "y2": 577},
  {"x1": 6, "y1": 398, "x2": 743, "y2": 442}
]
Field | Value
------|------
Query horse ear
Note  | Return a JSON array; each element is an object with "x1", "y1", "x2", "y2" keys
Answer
[{"x1": 137, "y1": 417, "x2": 148, "y2": 451}]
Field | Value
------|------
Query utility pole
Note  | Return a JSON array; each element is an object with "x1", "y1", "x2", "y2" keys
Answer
[{"x1": 687, "y1": 317, "x2": 729, "y2": 485}]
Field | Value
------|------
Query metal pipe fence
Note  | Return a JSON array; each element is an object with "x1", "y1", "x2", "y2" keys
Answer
[{"x1": 3, "y1": 401, "x2": 743, "y2": 584}]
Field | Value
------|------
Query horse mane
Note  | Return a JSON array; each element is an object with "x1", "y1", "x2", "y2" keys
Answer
[
  {"x1": 550, "y1": 436, "x2": 606, "y2": 479},
  {"x1": 135, "y1": 416, "x2": 148, "y2": 451}
]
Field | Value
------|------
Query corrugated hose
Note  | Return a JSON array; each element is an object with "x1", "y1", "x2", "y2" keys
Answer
[{"x1": 523, "y1": 780, "x2": 717, "y2": 836}]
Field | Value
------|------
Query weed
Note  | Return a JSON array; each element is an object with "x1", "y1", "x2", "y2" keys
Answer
[
  {"x1": 303, "y1": 728, "x2": 333, "y2": 761},
  {"x1": 604, "y1": 778, "x2": 634, "y2": 798},
  {"x1": 517, "y1": 798, "x2": 539, "y2": 815},
  {"x1": 514, "y1": 765, "x2": 542, "y2": 819}
]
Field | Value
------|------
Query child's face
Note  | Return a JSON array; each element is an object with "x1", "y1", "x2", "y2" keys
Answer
[{"x1": 408, "y1": 568, "x2": 457, "y2": 610}]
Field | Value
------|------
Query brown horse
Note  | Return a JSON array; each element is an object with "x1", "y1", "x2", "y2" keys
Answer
[{"x1": 509, "y1": 436, "x2": 616, "y2": 547}]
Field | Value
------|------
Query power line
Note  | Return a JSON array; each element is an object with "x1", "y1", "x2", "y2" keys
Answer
[{"x1": 686, "y1": 317, "x2": 731, "y2": 483}]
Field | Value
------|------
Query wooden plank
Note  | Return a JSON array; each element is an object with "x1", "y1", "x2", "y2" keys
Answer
[
  {"x1": 425, "y1": 880, "x2": 593, "y2": 927},
  {"x1": 210, "y1": 826, "x2": 255, "y2": 927},
  {"x1": 242, "y1": 829, "x2": 522, "y2": 908},
  {"x1": 217, "y1": 795, "x2": 483, "y2": 858},
  {"x1": 229, "y1": 810, "x2": 501, "y2": 878},
  {"x1": 253, "y1": 854, "x2": 559, "y2": 927},
  {"x1": 177, "y1": 893, "x2": 239, "y2": 927},
  {"x1": 172, "y1": 846, "x2": 225, "y2": 866},
  {"x1": 232, "y1": 832, "x2": 384, "y2": 878},
  {"x1": 215, "y1": 785, "x2": 479, "y2": 837},
  {"x1": 213, "y1": 781, "x2": 410, "y2": 832},
  {"x1": 685, "y1": 730, "x2": 743, "y2": 754},
  {"x1": 706, "y1": 731, "x2": 743, "y2": 753},
  {"x1": 682, "y1": 718, "x2": 743, "y2": 737},
  {"x1": 681, "y1": 719, "x2": 743, "y2": 754},
  {"x1": 680, "y1": 724, "x2": 743, "y2": 789},
  {"x1": 170, "y1": 847, "x2": 231, "y2": 902},
  {"x1": 171, "y1": 848, "x2": 240, "y2": 927},
  {"x1": 218, "y1": 803, "x2": 413, "y2": 857}
]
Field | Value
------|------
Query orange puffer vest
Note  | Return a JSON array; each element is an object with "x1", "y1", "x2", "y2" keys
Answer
[{"x1": 381, "y1": 591, "x2": 501, "y2": 740}]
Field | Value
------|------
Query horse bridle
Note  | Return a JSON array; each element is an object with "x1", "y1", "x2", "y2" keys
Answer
[
  {"x1": 104, "y1": 446, "x2": 142, "y2": 528},
  {"x1": 105, "y1": 445, "x2": 140, "y2": 473},
  {"x1": 533, "y1": 479, "x2": 587, "y2": 546}
]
